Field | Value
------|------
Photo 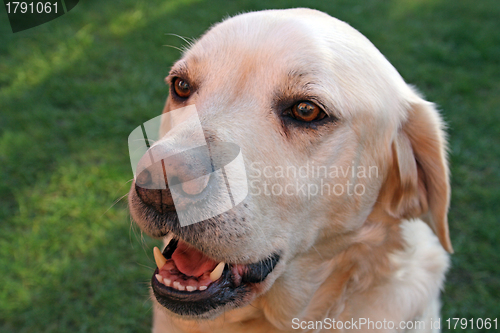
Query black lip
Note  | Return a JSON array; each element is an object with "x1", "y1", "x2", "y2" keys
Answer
[
  {"x1": 151, "y1": 239, "x2": 280, "y2": 316},
  {"x1": 240, "y1": 252, "x2": 280, "y2": 283},
  {"x1": 152, "y1": 265, "x2": 247, "y2": 316}
]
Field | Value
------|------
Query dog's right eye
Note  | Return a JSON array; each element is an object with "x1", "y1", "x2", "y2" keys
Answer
[
  {"x1": 172, "y1": 77, "x2": 191, "y2": 99},
  {"x1": 284, "y1": 101, "x2": 327, "y2": 122}
]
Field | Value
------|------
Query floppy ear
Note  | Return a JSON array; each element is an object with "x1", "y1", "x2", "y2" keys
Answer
[{"x1": 381, "y1": 98, "x2": 453, "y2": 253}]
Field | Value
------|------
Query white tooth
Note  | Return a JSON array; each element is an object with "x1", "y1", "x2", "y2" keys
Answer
[
  {"x1": 155, "y1": 274, "x2": 163, "y2": 283},
  {"x1": 153, "y1": 247, "x2": 167, "y2": 269},
  {"x1": 199, "y1": 286, "x2": 207, "y2": 291},
  {"x1": 163, "y1": 278, "x2": 171, "y2": 286},
  {"x1": 186, "y1": 286, "x2": 195, "y2": 292},
  {"x1": 210, "y1": 262, "x2": 225, "y2": 282},
  {"x1": 164, "y1": 233, "x2": 174, "y2": 246},
  {"x1": 174, "y1": 281, "x2": 186, "y2": 291}
]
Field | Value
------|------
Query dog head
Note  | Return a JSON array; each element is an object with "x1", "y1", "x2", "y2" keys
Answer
[{"x1": 128, "y1": 8, "x2": 451, "y2": 322}]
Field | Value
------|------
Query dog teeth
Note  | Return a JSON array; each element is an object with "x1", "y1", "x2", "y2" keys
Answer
[
  {"x1": 153, "y1": 240, "x2": 219, "y2": 292},
  {"x1": 164, "y1": 233, "x2": 174, "y2": 245},
  {"x1": 210, "y1": 262, "x2": 225, "y2": 282},
  {"x1": 173, "y1": 281, "x2": 186, "y2": 291},
  {"x1": 153, "y1": 246, "x2": 167, "y2": 269},
  {"x1": 156, "y1": 275, "x2": 211, "y2": 292}
]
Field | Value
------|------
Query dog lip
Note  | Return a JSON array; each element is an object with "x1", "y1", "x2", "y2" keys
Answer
[
  {"x1": 152, "y1": 265, "x2": 228, "y2": 295},
  {"x1": 237, "y1": 252, "x2": 280, "y2": 284},
  {"x1": 151, "y1": 261, "x2": 242, "y2": 316},
  {"x1": 151, "y1": 241, "x2": 281, "y2": 316}
]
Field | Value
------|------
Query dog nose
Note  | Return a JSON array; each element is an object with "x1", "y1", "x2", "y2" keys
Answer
[
  {"x1": 135, "y1": 168, "x2": 151, "y2": 187},
  {"x1": 134, "y1": 146, "x2": 213, "y2": 214},
  {"x1": 134, "y1": 166, "x2": 176, "y2": 214}
]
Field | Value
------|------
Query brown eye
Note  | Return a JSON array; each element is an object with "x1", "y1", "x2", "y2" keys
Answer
[
  {"x1": 290, "y1": 101, "x2": 326, "y2": 122},
  {"x1": 173, "y1": 77, "x2": 191, "y2": 98}
]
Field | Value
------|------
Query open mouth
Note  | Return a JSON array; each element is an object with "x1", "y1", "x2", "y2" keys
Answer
[{"x1": 151, "y1": 234, "x2": 280, "y2": 316}]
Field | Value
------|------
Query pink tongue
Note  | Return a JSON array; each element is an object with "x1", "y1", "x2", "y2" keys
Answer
[{"x1": 171, "y1": 241, "x2": 217, "y2": 277}]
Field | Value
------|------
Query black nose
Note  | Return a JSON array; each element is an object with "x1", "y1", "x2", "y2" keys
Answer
[
  {"x1": 134, "y1": 146, "x2": 213, "y2": 214},
  {"x1": 135, "y1": 170, "x2": 176, "y2": 214}
]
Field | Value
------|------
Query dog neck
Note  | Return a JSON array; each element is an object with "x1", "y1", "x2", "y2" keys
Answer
[{"x1": 255, "y1": 207, "x2": 404, "y2": 330}]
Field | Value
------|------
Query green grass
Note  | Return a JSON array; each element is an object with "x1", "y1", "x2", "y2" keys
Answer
[{"x1": 1, "y1": 0, "x2": 499, "y2": 331}]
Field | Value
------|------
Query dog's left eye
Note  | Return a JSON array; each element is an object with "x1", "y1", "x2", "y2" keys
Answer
[{"x1": 287, "y1": 101, "x2": 327, "y2": 122}]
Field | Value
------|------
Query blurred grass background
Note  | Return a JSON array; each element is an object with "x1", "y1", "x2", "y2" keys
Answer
[{"x1": 0, "y1": 0, "x2": 499, "y2": 332}]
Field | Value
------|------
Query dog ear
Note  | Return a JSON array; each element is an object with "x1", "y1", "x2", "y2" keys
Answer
[{"x1": 381, "y1": 98, "x2": 453, "y2": 253}]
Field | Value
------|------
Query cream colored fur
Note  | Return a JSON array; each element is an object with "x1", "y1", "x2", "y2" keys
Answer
[{"x1": 130, "y1": 8, "x2": 452, "y2": 333}]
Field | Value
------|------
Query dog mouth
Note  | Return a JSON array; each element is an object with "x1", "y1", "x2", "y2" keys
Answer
[{"x1": 151, "y1": 233, "x2": 280, "y2": 316}]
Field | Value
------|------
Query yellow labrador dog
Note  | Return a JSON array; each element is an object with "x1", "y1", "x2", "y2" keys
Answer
[{"x1": 129, "y1": 8, "x2": 452, "y2": 333}]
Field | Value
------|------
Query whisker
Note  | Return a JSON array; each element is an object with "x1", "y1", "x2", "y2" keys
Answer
[
  {"x1": 164, "y1": 33, "x2": 195, "y2": 47},
  {"x1": 163, "y1": 44, "x2": 184, "y2": 52},
  {"x1": 137, "y1": 262, "x2": 156, "y2": 271},
  {"x1": 102, "y1": 192, "x2": 129, "y2": 217}
]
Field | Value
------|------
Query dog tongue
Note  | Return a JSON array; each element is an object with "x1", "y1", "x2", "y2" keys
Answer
[{"x1": 171, "y1": 240, "x2": 218, "y2": 277}]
